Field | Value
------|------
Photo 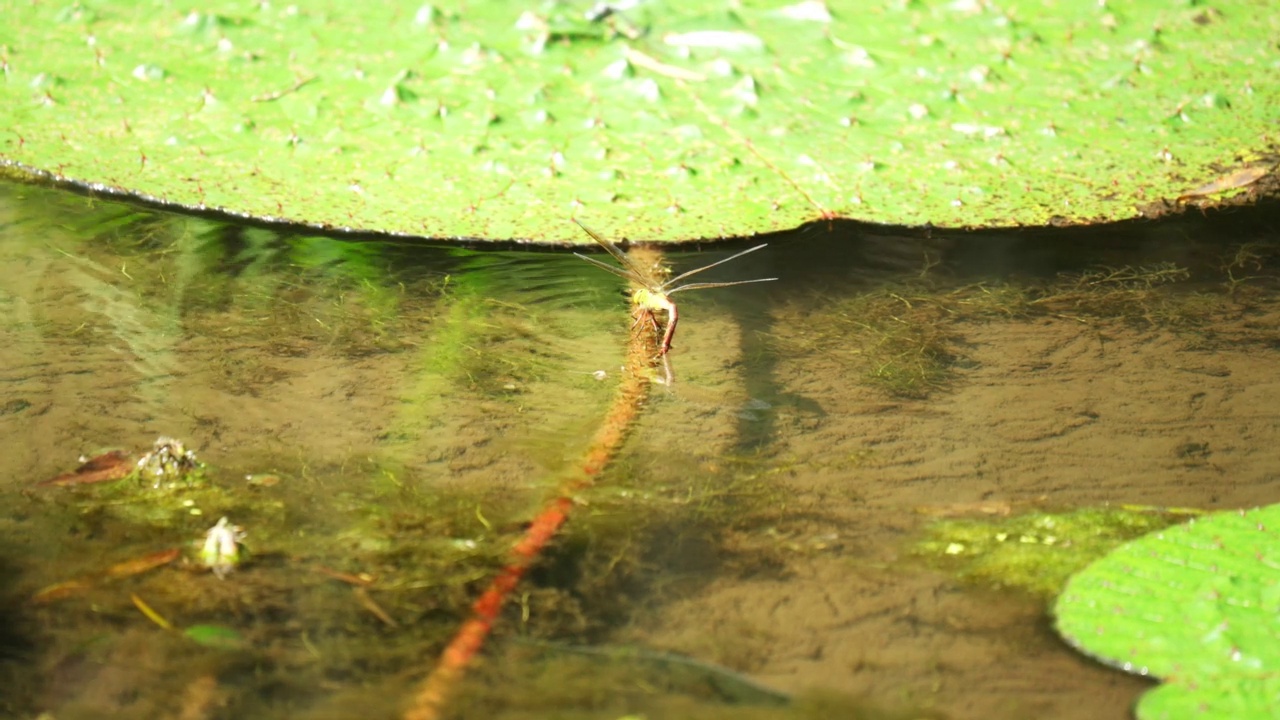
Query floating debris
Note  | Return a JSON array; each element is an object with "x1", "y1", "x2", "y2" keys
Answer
[
  {"x1": 136, "y1": 436, "x2": 201, "y2": 487},
  {"x1": 30, "y1": 548, "x2": 181, "y2": 604},
  {"x1": 105, "y1": 547, "x2": 183, "y2": 578},
  {"x1": 38, "y1": 449, "x2": 136, "y2": 486},
  {"x1": 200, "y1": 517, "x2": 246, "y2": 579},
  {"x1": 1177, "y1": 164, "x2": 1272, "y2": 202}
]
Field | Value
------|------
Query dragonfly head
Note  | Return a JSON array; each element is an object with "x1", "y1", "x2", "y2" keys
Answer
[{"x1": 632, "y1": 287, "x2": 676, "y2": 314}]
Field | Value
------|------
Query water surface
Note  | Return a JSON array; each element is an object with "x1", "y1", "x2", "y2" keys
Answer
[{"x1": 2, "y1": 182, "x2": 1278, "y2": 719}]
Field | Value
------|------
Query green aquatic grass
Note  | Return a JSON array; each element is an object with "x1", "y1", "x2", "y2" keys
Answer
[{"x1": 771, "y1": 255, "x2": 1268, "y2": 398}]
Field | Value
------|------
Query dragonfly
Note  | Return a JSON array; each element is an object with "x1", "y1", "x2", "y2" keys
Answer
[{"x1": 573, "y1": 220, "x2": 776, "y2": 355}]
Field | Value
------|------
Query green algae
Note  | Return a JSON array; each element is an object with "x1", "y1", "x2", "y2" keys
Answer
[{"x1": 915, "y1": 506, "x2": 1194, "y2": 597}]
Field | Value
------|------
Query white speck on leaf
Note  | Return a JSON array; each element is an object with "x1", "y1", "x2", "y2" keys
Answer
[
  {"x1": 773, "y1": 1, "x2": 832, "y2": 22},
  {"x1": 664, "y1": 31, "x2": 764, "y2": 52}
]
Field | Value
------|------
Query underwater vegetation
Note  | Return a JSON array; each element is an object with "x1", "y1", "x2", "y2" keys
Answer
[{"x1": 771, "y1": 242, "x2": 1280, "y2": 399}]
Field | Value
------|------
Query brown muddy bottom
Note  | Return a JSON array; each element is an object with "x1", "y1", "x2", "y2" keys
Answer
[{"x1": 1, "y1": 181, "x2": 1278, "y2": 720}]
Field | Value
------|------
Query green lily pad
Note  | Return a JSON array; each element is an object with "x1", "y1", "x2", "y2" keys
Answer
[
  {"x1": 1137, "y1": 676, "x2": 1280, "y2": 720},
  {"x1": 0, "y1": 1, "x2": 1276, "y2": 242},
  {"x1": 1054, "y1": 504, "x2": 1280, "y2": 719}
]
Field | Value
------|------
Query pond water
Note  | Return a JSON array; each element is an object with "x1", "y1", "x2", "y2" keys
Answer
[{"x1": 1, "y1": 180, "x2": 1278, "y2": 720}]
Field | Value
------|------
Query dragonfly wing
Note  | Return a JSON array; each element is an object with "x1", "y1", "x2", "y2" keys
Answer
[
  {"x1": 574, "y1": 253, "x2": 647, "y2": 284},
  {"x1": 666, "y1": 277, "x2": 778, "y2": 295},
  {"x1": 573, "y1": 219, "x2": 654, "y2": 286},
  {"x1": 660, "y1": 244, "x2": 769, "y2": 289}
]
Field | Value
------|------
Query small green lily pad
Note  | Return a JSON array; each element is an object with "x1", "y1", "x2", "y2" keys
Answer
[{"x1": 1054, "y1": 504, "x2": 1280, "y2": 719}]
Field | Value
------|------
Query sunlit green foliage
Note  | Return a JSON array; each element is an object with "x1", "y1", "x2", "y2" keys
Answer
[{"x1": 2, "y1": 1, "x2": 1277, "y2": 240}]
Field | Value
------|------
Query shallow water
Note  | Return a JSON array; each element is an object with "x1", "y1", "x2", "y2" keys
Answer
[{"x1": 1, "y1": 181, "x2": 1278, "y2": 720}]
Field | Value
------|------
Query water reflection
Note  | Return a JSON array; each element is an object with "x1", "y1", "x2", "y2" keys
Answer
[{"x1": 1, "y1": 181, "x2": 1278, "y2": 720}]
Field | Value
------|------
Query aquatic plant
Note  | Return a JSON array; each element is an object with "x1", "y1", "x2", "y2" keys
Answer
[
  {"x1": 403, "y1": 243, "x2": 667, "y2": 720},
  {"x1": 770, "y1": 256, "x2": 1263, "y2": 399},
  {"x1": 1054, "y1": 504, "x2": 1280, "y2": 719},
  {"x1": 914, "y1": 506, "x2": 1191, "y2": 597},
  {"x1": 2, "y1": 1, "x2": 1277, "y2": 239}
]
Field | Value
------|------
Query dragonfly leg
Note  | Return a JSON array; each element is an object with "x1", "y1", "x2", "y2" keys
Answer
[{"x1": 631, "y1": 307, "x2": 659, "y2": 331}]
